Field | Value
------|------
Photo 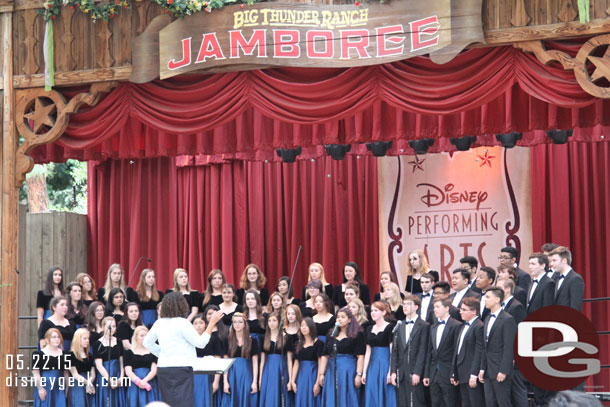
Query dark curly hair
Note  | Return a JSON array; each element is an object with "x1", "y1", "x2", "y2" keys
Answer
[{"x1": 160, "y1": 292, "x2": 189, "y2": 318}]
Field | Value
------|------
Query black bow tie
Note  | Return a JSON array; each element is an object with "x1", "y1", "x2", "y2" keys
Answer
[
  {"x1": 405, "y1": 320, "x2": 415, "y2": 325},
  {"x1": 533, "y1": 279, "x2": 539, "y2": 284},
  {"x1": 422, "y1": 293, "x2": 430, "y2": 298},
  {"x1": 490, "y1": 314, "x2": 497, "y2": 319},
  {"x1": 558, "y1": 275, "x2": 565, "y2": 279},
  {"x1": 438, "y1": 320, "x2": 446, "y2": 325},
  {"x1": 464, "y1": 322, "x2": 470, "y2": 327}
]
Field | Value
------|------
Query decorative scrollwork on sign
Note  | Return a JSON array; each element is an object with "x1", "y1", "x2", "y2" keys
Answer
[
  {"x1": 515, "y1": 34, "x2": 610, "y2": 99},
  {"x1": 15, "y1": 81, "x2": 117, "y2": 185}
]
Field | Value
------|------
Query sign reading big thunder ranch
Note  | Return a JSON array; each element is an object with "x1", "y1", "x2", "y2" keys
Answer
[{"x1": 131, "y1": 0, "x2": 484, "y2": 81}]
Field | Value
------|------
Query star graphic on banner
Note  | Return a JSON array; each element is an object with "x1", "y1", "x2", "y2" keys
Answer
[
  {"x1": 478, "y1": 150, "x2": 496, "y2": 168},
  {"x1": 408, "y1": 155, "x2": 425, "y2": 172}
]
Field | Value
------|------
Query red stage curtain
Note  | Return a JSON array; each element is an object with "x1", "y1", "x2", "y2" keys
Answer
[
  {"x1": 88, "y1": 155, "x2": 379, "y2": 299},
  {"x1": 530, "y1": 141, "x2": 610, "y2": 389},
  {"x1": 34, "y1": 44, "x2": 610, "y2": 163}
]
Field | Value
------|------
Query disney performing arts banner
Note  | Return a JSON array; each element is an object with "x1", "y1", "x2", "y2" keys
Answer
[{"x1": 378, "y1": 147, "x2": 533, "y2": 288}]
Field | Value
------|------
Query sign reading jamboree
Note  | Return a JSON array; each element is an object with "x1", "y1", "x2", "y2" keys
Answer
[{"x1": 133, "y1": 0, "x2": 484, "y2": 79}]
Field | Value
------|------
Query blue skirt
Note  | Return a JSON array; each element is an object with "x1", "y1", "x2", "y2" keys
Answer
[
  {"x1": 317, "y1": 336, "x2": 327, "y2": 343},
  {"x1": 295, "y1": 360, "x2": 321, "y2": 407},
  {"x1": 260, "y1": 354, "x2": 292, "y2": 407},
  {"x1": 322, "y1": 354, "x2": 359, "y2": 407},
  {"x1": 222, "y1": 357, "x2": 258, "y2": 407},
  {"x1": 193, "y1": 369, "x2": 211, "y2": 407},
  {"x1": 126, "y1": 367, "x2": 160, "y2": 407},
  {"x1": 34, "y1": 369, "x2": 66, "y2": 407},
  {"x1": 95, "y1": 359, "x2": 126, "y2": 407},
  {"x1": 364, "y1": 347, "x2": 396, "y2": 407},
  {"x1": 67, "y1": 373, "x2": 94, "y2": 407},
  {"x1": 141, "y1": 310, "x2": 157, "y2": 329}
]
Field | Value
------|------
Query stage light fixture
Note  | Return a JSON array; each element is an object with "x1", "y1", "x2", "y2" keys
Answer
[
  {"x1": 324, "y1": 144, "x2": 352, "y2": 160},
  {"x1": 495, "y1": 132, "x2": 522, "y2": 148},
  {"x1": 408, "y1": 138, "x2": 435, "y2": 155},
  {"x1": 547, "y1": 129, "x2": 573, "y2": 144},
  {"x1": 276, "y1": 147, "x2": 302, "y2": 163},
  {"x1": 366, "y1": 141, "x2": 393, "y2": 157},
  {"x1": 450, "y1": 136, "x2": 477, "y2": 151}
]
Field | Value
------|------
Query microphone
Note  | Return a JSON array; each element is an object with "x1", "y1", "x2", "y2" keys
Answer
[
  {"x1": 330, "y1": 321, "x2": 340, "y2": 338},
  {"x1": 393, "y1": 320, "x2": 403, "y2": 334},
  {"x1": 127, "y1": 256, "x2": 153, "y2": 289}
]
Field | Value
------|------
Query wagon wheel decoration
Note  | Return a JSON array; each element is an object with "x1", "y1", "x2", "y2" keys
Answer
[
  {"x1": 15, "y1": 81, "x2": 118, "y2": 185},
  {"x1": 515, "y1": 34, "x2": 610, "y2": 99}
]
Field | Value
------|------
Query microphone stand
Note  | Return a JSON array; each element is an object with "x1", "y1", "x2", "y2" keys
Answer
[
  {"x1": 333, "y1": 335, "x2": 338, "y2": 407},
  {"x1": 279, "y1": 245, "x2": 302, "y2": 407},
  {"x1": 127, "y1": 256, "x2": 152, "y2": 294},
  {"x1": 393, "y1": 321, "x2": 401, "y2": 407}
]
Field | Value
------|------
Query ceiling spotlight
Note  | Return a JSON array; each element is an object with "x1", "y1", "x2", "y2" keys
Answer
[
  {"x1": 547, "y1": 129, "x2": 573, "y2": 144},
  {"x1": 496, "y1": 132, "x2": 522, "y2": 148},
  {"x1": 450, "y1": 136, "x2": 477, "y2": 151},
  {"x1": 276, "y1": 147, "x2": 302, "y2": 163},
  {"x1": 408, "y1": 138, "x2": 435, "y2": 155},
  {"x1": 366, "y1": 141, "x2": 393, "y2": 157},
  {"x1": 324, "y1": 144, "x2": 351, "y2": 160}
]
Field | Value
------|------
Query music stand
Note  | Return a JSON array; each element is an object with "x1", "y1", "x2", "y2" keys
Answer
[{"x1": 194, "y1": 356, "x2": 235, "y2": 407}]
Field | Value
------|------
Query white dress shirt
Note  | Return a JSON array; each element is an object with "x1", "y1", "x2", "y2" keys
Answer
[
  {"x1": 420, "y1": 292, "x2": 432, "y2": 319},
  {"x1": 452, "y1": 286, "x2": 470, "y2": 308},
  {"x1": 436, "y1": 317, "x2": 448, "y2": 349},
  {"x1": 404, "y1": 315, "x2": 418, "y2": 342},
  {"x1": 528, "y1": 274, "x2": 544, "y2": 301},
  {"x1": 556, "y1": 268, "x2": 572, "y2": 290},
  {"x1": 457, "y1": 316, "x2": 477, "y2": 355},
  {"x1": 144, "y1": 317, "x2": 211, "y2": 368},
  {"x1": 486, "y1": 310, "x2": 501, "y2": 340}
]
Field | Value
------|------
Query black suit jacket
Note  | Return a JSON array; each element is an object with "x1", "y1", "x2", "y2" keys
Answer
[
  {"x1": 425, "y1": 317, "x2": 461, "y2": 384},
  {"x1": 452, "y1": 317, "x2": 485, "y2": 382},
  {"x1": 503, "y1": 297, "x2": 526, "y2": 324},
  {"x1": 482, "y1": 310, "x2": 517, "y2": 378},
  {"x1": 526, "y1": 274, "x2": 555, "y2": 314},
  {"x1": 554, "y1": 269, "x2": 585, "y2": 311},
  {"x1": 516, "y1": 267, "x2": 531, "y2": 291},
  {"x1": 391, "y1": 317, "x2": 430, "y2": 381},
  {"x1": 449, "y1": 287, "x2": 479, "y2": 309},
  {"x1": 513, "y1": 285, "x2": 528, "y2": 308}
]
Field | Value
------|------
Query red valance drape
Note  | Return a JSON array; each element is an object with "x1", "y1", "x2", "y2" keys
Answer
[
  {"x1": 34, "y1": 43, "x2": 610, "y2": 163},
  {"x1": 88, "y1": 155, "x2": 380, "y2": 298},
  {"x1": 530, "y1": 141, "x2": 610, "y2": 391}
]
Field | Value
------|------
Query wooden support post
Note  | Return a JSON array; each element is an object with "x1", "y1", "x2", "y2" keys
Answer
[{"x1": 1, "y1": 9, "x2": 19, "y2": 407}]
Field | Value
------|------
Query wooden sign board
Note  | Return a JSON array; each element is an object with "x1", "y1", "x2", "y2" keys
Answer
[{"x1": 131, "y1": 0, "x2": 484, "y2": 82}]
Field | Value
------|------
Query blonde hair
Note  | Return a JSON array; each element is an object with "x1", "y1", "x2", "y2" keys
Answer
[
  {"x1": 131, "y1": 326, "x2": 149, "y2": 349},
  {"x1": 385, "y1": 282, "x2": 402, "y2": 310},
  {"x1": 349, "y1": 299, "x2": 369, "y2": 326},
  {"x1": 103, "y1": 264, "x2": 125, "y2": 301},
  {"x1": 307, "y1": 263, "x2": 328, "y2": 286},
  {"x1": 172, "y1": 268, "x2": 192, "y2": 292},
  {"x1": 70, "y1": 328, "x2": 90, "y2": 361},
  {"x1": 407, "y1": 250, "x2": 432, "y2": 276},
  {"x1": 136, "y1": 269, "x2": 160, "y2": 302}
]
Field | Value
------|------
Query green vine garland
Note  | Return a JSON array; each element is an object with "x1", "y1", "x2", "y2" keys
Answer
[{"x1": 38, "y1": 0, "x2": 261, "y2": 22}]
